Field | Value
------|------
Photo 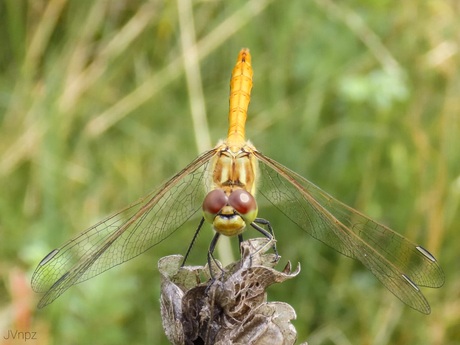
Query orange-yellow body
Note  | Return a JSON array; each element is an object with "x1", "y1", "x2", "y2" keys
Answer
[
  {"x1": 226, "y1": 49, "x2": 254, "y2": 151},
  {"x1": 206, "y1": 49, "x2": 259, "y2": 236}
]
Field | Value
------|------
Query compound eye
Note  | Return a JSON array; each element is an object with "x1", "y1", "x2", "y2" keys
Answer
[
  {"x1": 203, "y1": 189, "x2": 228, "y2": 216},
  {"x1": 228, "y1": 189, "x2": 257, "y2": 222}
]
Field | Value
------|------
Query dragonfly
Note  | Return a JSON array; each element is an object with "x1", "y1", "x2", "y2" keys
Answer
[{"x1": 32, "y1": 48, "x2": 444, "y2": 314}]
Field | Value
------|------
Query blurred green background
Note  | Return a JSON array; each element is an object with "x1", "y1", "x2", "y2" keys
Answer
[{"x1": 1, "y1": 0, "x2": 459, "y2": 344}]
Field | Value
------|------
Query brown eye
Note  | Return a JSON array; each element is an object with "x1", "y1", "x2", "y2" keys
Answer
[
  {"x1": 202, "y1": 189, "x2": 228, "y2": 215},
  {"x1": 228, "y1": 189, "x2": 257, "y2": 215}
]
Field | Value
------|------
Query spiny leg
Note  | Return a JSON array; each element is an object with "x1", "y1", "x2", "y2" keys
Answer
[
  {"x1": 182, "y1": 217, "x2": 205, "y2": 267},
  {"x1": 238, "y1": 234, "x2": 244, "y2": 254},
  {"x1": 207, "y1": 232, "x2": 224, "y2": 279},
  {"x1": 251, "y1": 218, "x2": 279, "y2": 258}
]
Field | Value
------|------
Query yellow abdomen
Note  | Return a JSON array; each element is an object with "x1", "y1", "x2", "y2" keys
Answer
[{"x1": 226, "y1": 49, "x2": 253, "y2": 151}]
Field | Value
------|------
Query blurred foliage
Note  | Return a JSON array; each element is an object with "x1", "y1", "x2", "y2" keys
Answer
[{"x1": 0, "y1": 0, "x2": 459, "y2": 344}]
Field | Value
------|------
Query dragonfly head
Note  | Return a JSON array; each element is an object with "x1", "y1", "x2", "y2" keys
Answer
[{"x1": 202, "y1": 189, "x2": 258, "y2": 237}]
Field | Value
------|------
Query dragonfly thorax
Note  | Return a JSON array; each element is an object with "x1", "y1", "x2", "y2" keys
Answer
[{"x1": 210, "y1": 141, "x2": 258, "y2": 195}]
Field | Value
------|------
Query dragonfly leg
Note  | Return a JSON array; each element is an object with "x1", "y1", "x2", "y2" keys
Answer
[
  {"x1": 251, "y1": 218, "x2": 279, "y2": 258},
  {"x1": 238, "y1": 234, "x2": 244, "y2": 254},
  {"x1": 207, "y1": 232, "x2": 224, "y2": 279},
  {"x1": 182, "y1": 217, "x2": 205, "y2": 267}
]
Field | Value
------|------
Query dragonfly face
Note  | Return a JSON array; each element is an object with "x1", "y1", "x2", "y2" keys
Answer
[{"x1": 31, "y1": 48, "x2": 444, "y2": 314}]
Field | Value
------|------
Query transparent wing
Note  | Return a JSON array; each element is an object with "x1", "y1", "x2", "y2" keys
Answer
[
  {"x1": 254, "y1": 151, "x2": 444, "y2": 314},
  {"x1": 31, "y1": 149, "x2": 216, "y2": 308}
]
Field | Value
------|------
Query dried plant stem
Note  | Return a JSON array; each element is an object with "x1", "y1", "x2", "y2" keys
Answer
[{"x1": 159, "y1": 238, "x2": 306, "y2": 345}]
